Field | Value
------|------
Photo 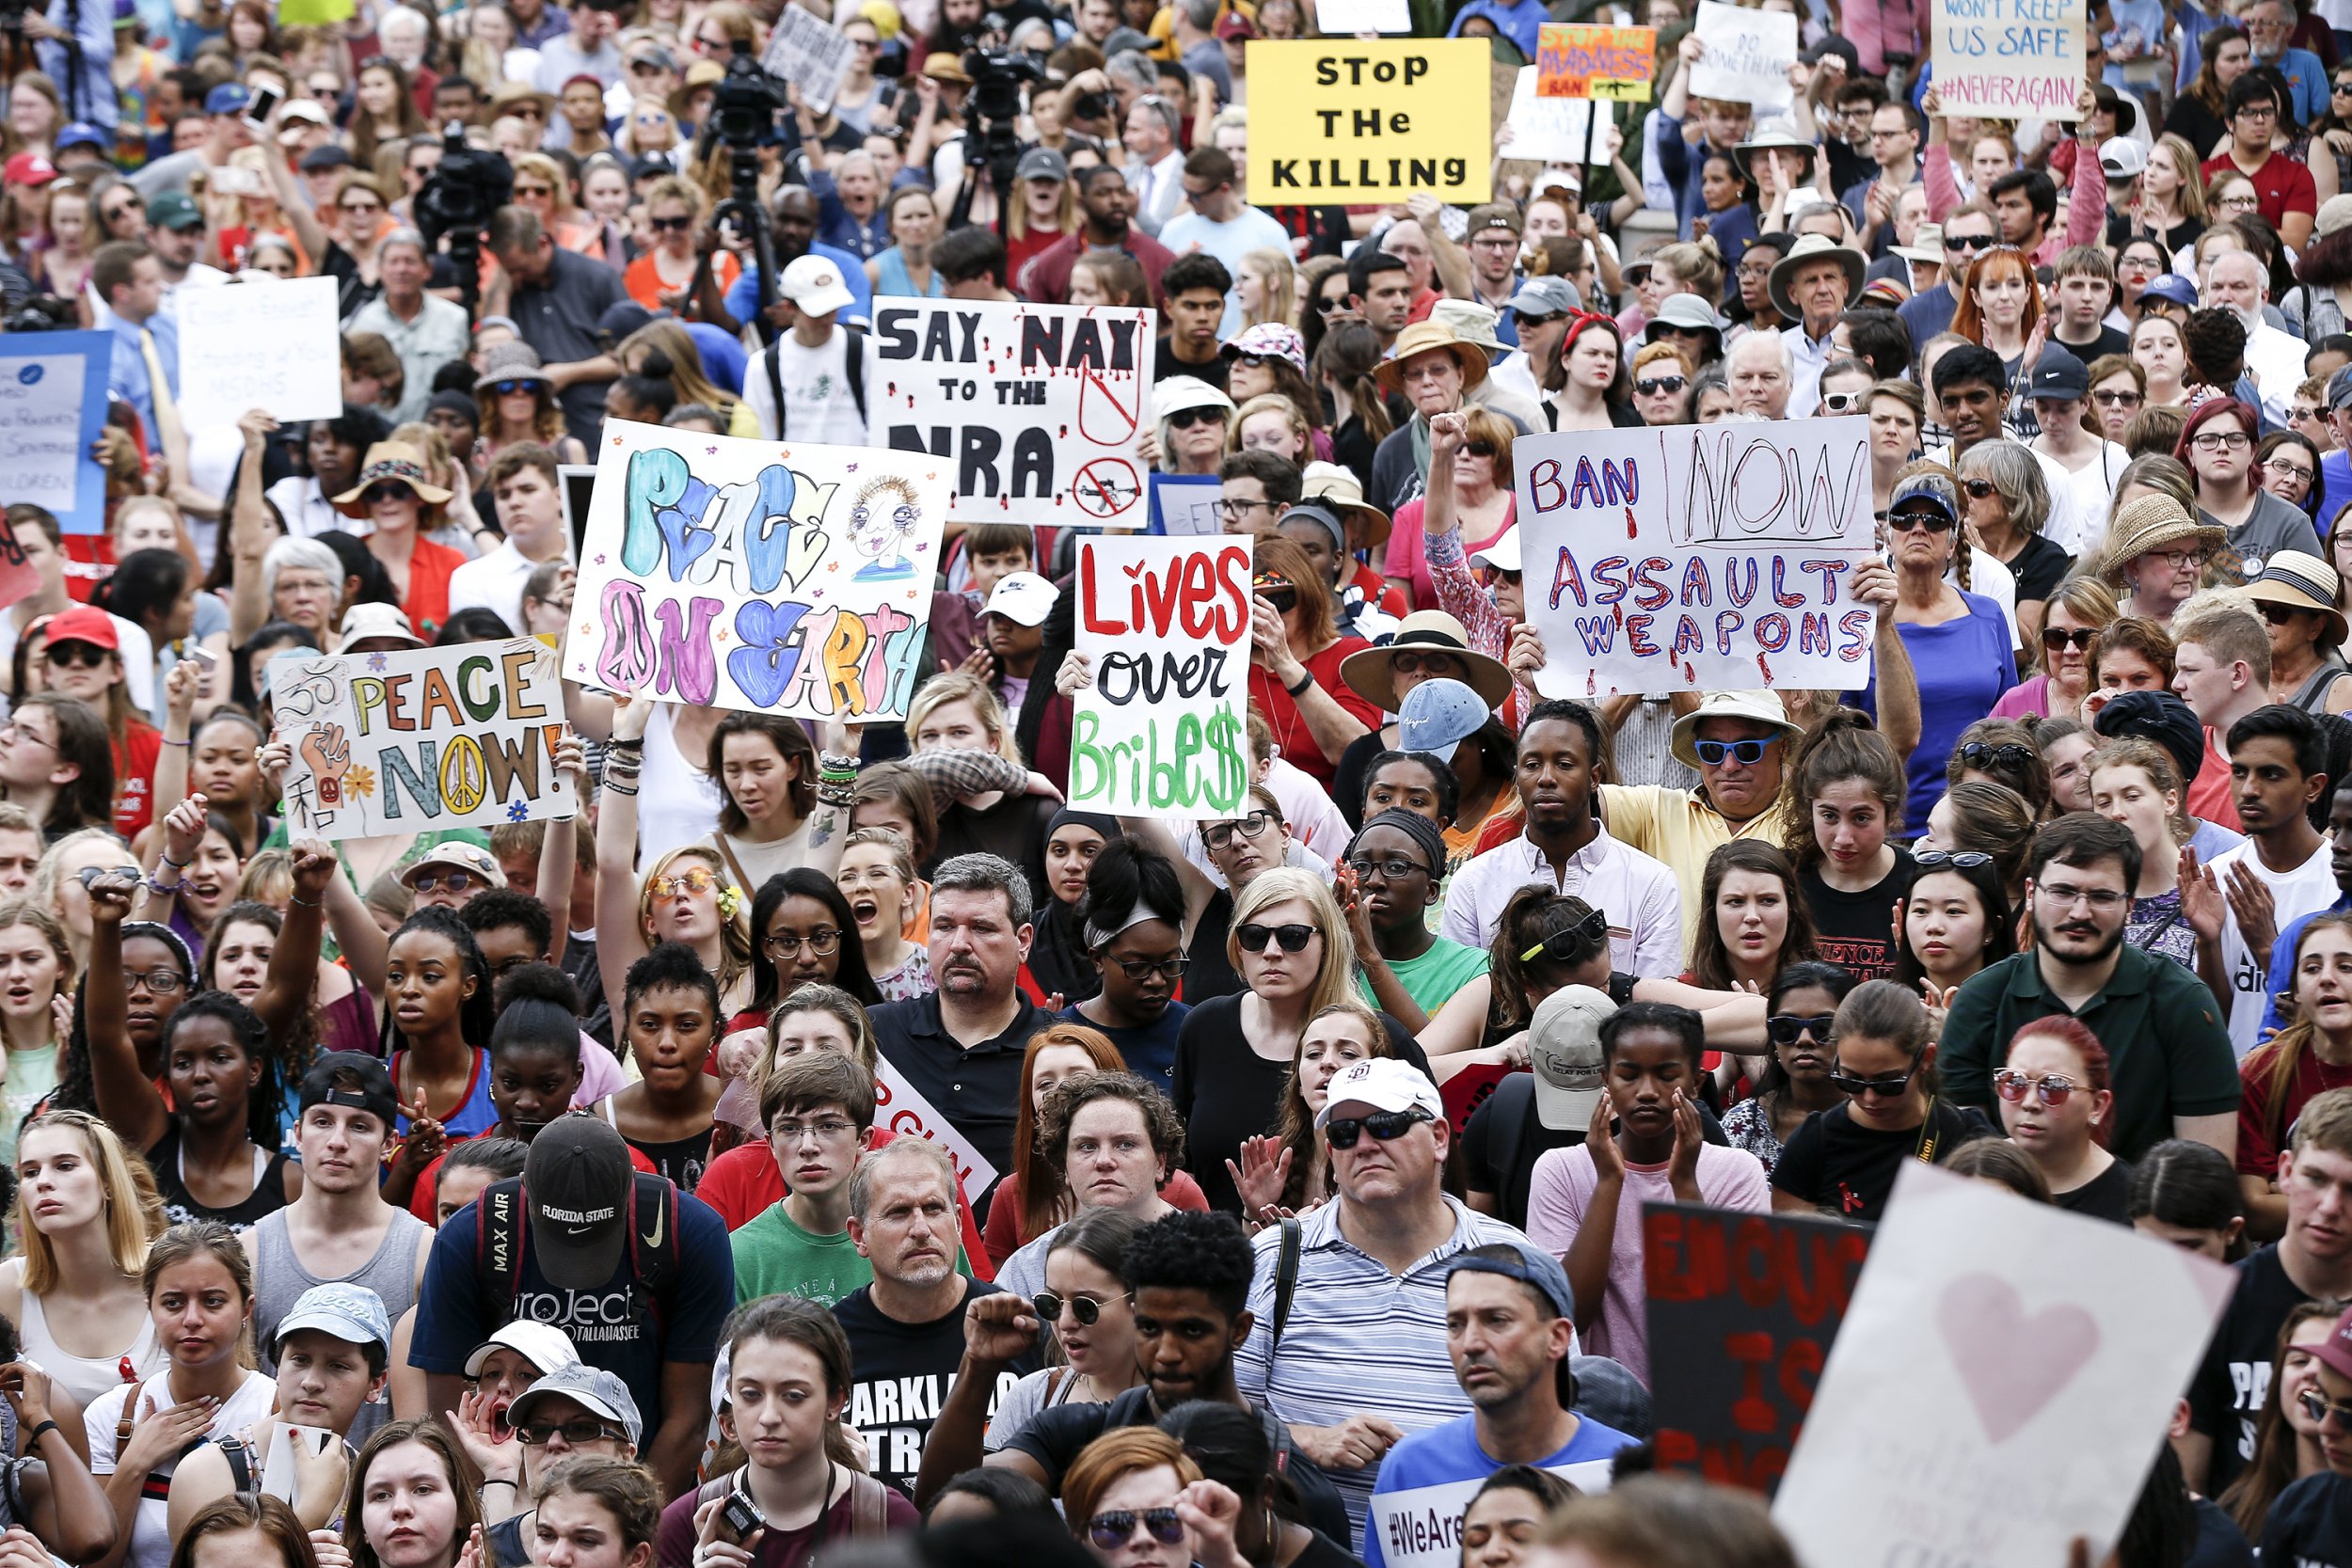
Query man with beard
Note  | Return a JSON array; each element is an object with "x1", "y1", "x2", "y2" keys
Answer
[
  {"x1": 1940, "y1": 812, "x2": 2239, "y2": 1164},
  {"x1": 2206, "y1": 249, "x2": 2306, "y2": 427},
  {"x1": 701, "y1": 185, "x2": 875, "y2": 334},
  {"x1": 1359, "y1": 1243, "x2": 1639, "y2": 1568},
  {"x1": 1019, "y1": 164, "x2": 1174, "y2": 304},
  {"x1": 1441, "y1": 700, "x2": 1680, "y2": 973},
  {"x1": 1898, "y1": 202, "x2": 1997, "y2": 345},
  {"x1": 868, "y1": 853, "x2": 1057, "y2": 1189}
]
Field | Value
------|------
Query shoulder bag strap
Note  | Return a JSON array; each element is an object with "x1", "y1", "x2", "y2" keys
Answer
[{"x1": 1269, "y1": 1216, "x2": 1302, "y2": 1364}]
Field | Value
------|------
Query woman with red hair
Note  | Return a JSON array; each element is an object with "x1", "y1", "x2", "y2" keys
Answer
[
  {"x1": 1949, "y1": 245, "x2": 2044, "y2": 399},
  {"x1": 1995, "y1": 1015, "x2": 2127, "y2": 1222},
  {"x1": 2174, "y1": 397, "x2": 2324, "y2": 586}
]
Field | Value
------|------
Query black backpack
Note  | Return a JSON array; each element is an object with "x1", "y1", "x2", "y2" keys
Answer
[
  {"x1": 762, "y1": 323, "x2": 869, "y2": 438},
  {"x1": 471, "y1": 1173, "x2": 681, "y2": 1331}
]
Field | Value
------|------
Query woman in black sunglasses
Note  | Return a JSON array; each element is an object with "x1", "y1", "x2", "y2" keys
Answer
[
  {"x1": 1060, "y1": 1428, "x2": 1246, "y2": 1568},
  {"x1": 988, "y1": 1208, "x2": 1142, "y2": 1440},
  {"x1": 1768, "y1": 979, "x2": 1997, "y2": 1224},
  {"x1": 1955, "y1": 439, "x2": 2069, "y2": 653},
  {"x1": 1945, "y1": 717, "x2": 2054, "y2": 816},
  {"x1": 1882, "y1": 468, "x2": 2017, "y2": 830},
  {"x1": 1720, "y1": 961, "x2": 1857, "y2": 1177}
]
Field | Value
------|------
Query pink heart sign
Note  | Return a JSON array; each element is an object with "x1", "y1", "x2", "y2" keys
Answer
[{"x1": 1935, "y1": 1273, "x2": 2101, "y2": 1444}]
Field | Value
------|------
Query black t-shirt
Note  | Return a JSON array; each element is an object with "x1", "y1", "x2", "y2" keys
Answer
[
  {"x1": 2189, "y1": 1496, "x2": 2258, "y2": 1568},
  {"x1": 1153, "y1": 344, "x2": 1230, "y2": 391},
  {"x1": 1996, "y1": 530, "x2": 2076, "y2": 610},
  {"x1": 1768, "y1": 1100, "x2": 1997, "y2": 1223},
  {"x1": 1006, "y1": 1386, "x2": 1351, "y2": 1544},
  {"x1": 2260, "y1": 1470, "x2": 2352, "y2": 1567},
  {"x1": 1184, "y1": 890, "x2": 1244, "y2": 1006},
  {"x1": 830, "y1": 1279, "x2": 1029, "y2": 1497},
  {"x1": 2190, "y1": 1245, "x2": 2314, "y2": 1497},
  {"x1": 2053, "y1": 1157, "x2": 2134, "y2": 1225},
  {"x1": 2051, "y1": 325, "x2": 2131, "y2": 366},
  {"x1": 1172, "y1": 994, "x2": 1427, "y2": 1214},
  {"x1": 1799, "y1": 850, "x2": 1915, "y2": 983},
  {"x1": 868, "y1": 994, "x2": 1057, "y2": 1199},
  {"x1": 929, "y1": 792, "x2": 1060, "y2": 912}
]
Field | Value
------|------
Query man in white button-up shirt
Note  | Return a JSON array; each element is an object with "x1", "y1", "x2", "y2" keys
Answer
[{"x1": 1441, "y1": 699, "x2": 1682, "y2": 976}]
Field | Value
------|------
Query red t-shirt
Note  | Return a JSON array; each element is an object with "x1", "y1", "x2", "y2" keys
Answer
[
  {"x1": 114, "y1": 719, "x2": 163, "y2": 839},
  {"x1": 2203, "y1": 150, "x2": 2318, "y2": 229},
  {"x1": 2187, "y1": 727, "x2": 2243, "y2": 832},
  {"x1": 1246, "y1": 636, "x2": 1383, "y2": 790},
  {"x1": 2238, "y1": 1046, "x2": 2352, "y2": 1180}
]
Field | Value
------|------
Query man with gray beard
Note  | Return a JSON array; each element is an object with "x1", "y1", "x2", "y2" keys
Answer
[{"x1": 2206, "y1": 249, "x2": 2305, "y2": 428}]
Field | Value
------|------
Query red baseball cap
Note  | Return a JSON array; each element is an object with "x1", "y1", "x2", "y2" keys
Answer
[
  {"x1": 2313, "y1": 1305, "x2": 2352, "y2": 1386},
  {"x1": 3, "y1": 153, "x2": 57, "y2": 188},
  {"x1": 42, "y1": 605, "x2": 119, "y2": 654}
]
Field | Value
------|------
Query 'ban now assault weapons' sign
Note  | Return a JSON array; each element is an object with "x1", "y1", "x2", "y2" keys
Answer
[{"x1": 1245, "y1": 40, "x2": 1493, "y2": 201}]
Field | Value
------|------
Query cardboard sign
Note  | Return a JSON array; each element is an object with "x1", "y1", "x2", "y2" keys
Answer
[
  {"x1": 176, "y1": 277, "x2": 342, "y2": 423},
  {"x1": 1772, "y1": 1163, "x2": 2234, "y2": 1566},
  {"x1": 268, "y1": 639, "x2": 575, "y2": 843},
  {"x1": 1932, "y1": 0, "x2": 2086, "y2": 119},
  {"x1": 0, "y1": 329, "x2": 109, "y2": 537},
  {"x1": 1069, "y1": 536, "x2": 1252, "y2": 819},
  {"x1": 1688, "y1": 1, "x2": 1797, "y2": 110},
  {"x1": 1311, "y1": 0, "x2": 1410, "y2": 31},
  {"x1": 1536, "y1": 24, "x2": 1655, "y2": 99},
  {"x1": 763, "y1": 6, "x2": 855, "y2": 112},
  {"x1": 1506, "y1": 66, "x2": 1621, "y2": 166},
  {"x1": 868, "y1": 300, "x2": 1155, "y2": 528},
  {"x1": 1246, "y1": 41, "x2": 1495, "y2": 202},
  {"x1": 564, "y1": 421, "x2": 950, "y2": 721},
  {"x1": 1370, "y1": 1460, "x2": 1617, "y2": 1568},
  {"x1": 1644, "y1": 1203, "x2": 1872, "y2": 1496},
  {"x1": 1516, "y1": 419, "x2": 1876, "y2": 698},
  {"x1": 1150, "y1": 473, "x2": 1224, "y2": 537},
  {"x1": 874, "y1": 1056, "x2": 998, "y2": 1196}
]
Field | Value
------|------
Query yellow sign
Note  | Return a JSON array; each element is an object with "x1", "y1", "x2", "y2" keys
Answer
[{"x1": 1243, "y1": 40, "x2": 1494, "y2": 202}]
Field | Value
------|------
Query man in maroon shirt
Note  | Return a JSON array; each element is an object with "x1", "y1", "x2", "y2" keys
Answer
[
  {"x1": 2203, "y1": 75, "x2": 2319, "y2": 247},
  {"x1": 1017, "y1": 164, "x2": 1175, "y2": 304}
]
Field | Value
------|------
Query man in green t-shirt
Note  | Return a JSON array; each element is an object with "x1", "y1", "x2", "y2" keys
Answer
[{"x1": 730, "y1": 1053, "x2": 880, "y2": 1307}]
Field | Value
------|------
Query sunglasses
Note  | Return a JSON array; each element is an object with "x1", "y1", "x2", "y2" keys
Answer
[
  {"x1": 1463, "y1": 439, "x2": 1498, "y2": 457},
  {"x1": 2259, "y1": 600, "x2": 2314, "y2": 626},
  {"x1": 1325, "y1": 1107, "x2": 1433, "y2": 1148},
  {"x1": 361, "y1": 482, "x2": 412, "y2": 505},
  {"x1": 1033, "y1": 1291, "x2": 1108, "y2": 1325},
  {"x1": 1389, "y1": 650, "x2": 1459, "y2": 675},
  {"x1": 650, "y1": 214, "x2": 691, "y2": 230},
  {"x1": 1521, "y1": 908, "x2": 1610, "y2": 963},
  {"x1": 1767, "y1": 1012, "x2": 1835, "y2": 1047},
  {"x1": 408, "y1": 871, "x2": 482, "y2": 895},
  {"x1": 1634, "y1": 374, "x2": 1687, "y2": 396},
  {"x1": 648, "y1": 868, "x2": 720, "y2": 898},
  {"x1": 1887, "y1": 509, "x2": 1955, "y2": 533},
  {"x1": 1994, "y1": 1069, "x2": 2085, "y2": 1107},
  {"x1": 1945, "y1": 232, "x2": 1995, "y2": 251},
  {"x1": 490, "y1": 379, "x2": 539, "y2": 397},
  {"x1": 1956, "y1": 742, "x2": 2035, "y2": 770},
  {"x1": 1692, "y1": 736, "x2": 1780, "y2": 766},
  {"x1": 1913, "y1": 849, "x2": 1994, "y2": 870},
  {"x1": 1087, "y1": 1511, "x2": 1184, "y2": 1551},
  {"x1": 2091, "y1": 389, "x2": 2144, "y2": 407},
  {"x1": 1236, "y1": 922, "x2": 1316, "y2": 954},
  {"x1": 1168, "y1": 406, "x2": 1225, "y2": 430},
  {"x1": 1829, "y1": 1066, "x2": 1915, "y2": 1098},
  {"x1": 515, "y1": 1419, "x2": 622, "y2": 1447},
  {"x1": 2300, "y1": 1387, "x2": 2352, "y2": 1427},
  {"x1": 1961, "y1": 478, "x2": 2000, "y2": 500},
  {"x1": 2042, "y1": 626, "x2": 2097, "y2": 651},
  {"x1": 1315, "y1": 294, "x2": 1346, "y2": 314},
  {"x1": 43, "y1": 643, "x2": 108, "y2": 670}
]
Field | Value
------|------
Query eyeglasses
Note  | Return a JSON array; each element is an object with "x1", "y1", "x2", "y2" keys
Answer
[
  {"x1": 2092, "y1": 389, "x2": 2144, "y2": 407},
  {"x1": 0, "y1": 721, "x2": 54, "y2": 751},
  {"x1": 2266, "y1": 457, "x2": 2316, "y2": 483},
  {"x1": 647, "y1": 869, "x2": 720, "y2": 898},
  {"x1": 1957, "y1": 742, "x2": 2035, "y2": 770},
  {"x1": 1325, "y1": 1107, "x2": 1433, "y2": 1148},
  {"x1": 770, "y1": 1117, "x2": 858, "y2": 1142},
  {"x1": 1913, "y1": 850, "x2": 1994, "y2": 870},
  {"x1": 1236, "y1": 922, "x2": 1316, "y2": 954},
  {"x1": 1112, "y1": 954, "x2": 1187, "y2": 980},
  {"x1": 2216, "y1": 192, "x2": 2262, "y2": 211},
  {"x1": 1822, "y1": 391, "x2": 1863, "y2": 413},
  {"x1": 764, "y1": 927, "x2": 842, "y2": 956},
  {"x1": 126, "y1": 969, "x2": 188, "y2": 994},
  {"x1": 1766, "y1": 1012, "x2": 1834, "y2": 1046},
  {"x1": 1203, "y1": 811, "x2": 1279, "y2": 850},
  {"x1": 650, "y1": 214, "x2": 691, "y2": 231},
  {"x1": 1945, "y1": 232, "x2": 1996, "y2": 251},
  {"x1": 515, "y1": 1419, "x2": 623, "y2": 1447},
  {"x1": 1692, "y1": 736, "x2": 1781, "y2": 766},
  {"x1": 1886, "y1": 509, "x2": 1955, "y2": 533},
  {"x1": 1829, "y1": 1066, "x2": 1915, "y2": 1097},
  {"x1": 2299, "y1": 1387, "x2": 2352, "y2": 1428},
  {"x1": 1994, "y1": 1069, "x2": 2085, "y2": 1107},
  {"x1": 43, "y1": 643, "x2": 109, "y2": 670},
  {"x1": 1033, "y1": 1291, "x2": 1108, "y2": 1325},
  {"x1": 1634, "y1": 374, "x2": 1688, "y2": 396},
  {"x1": 2234, "y1": 102, "x2": 2278, "y2": 119},
  {"x1": 2147, "y1": 547, "x2": 2208, "y2": 571},
  {"x1": 2042, "y1": 626, "x2": 2097, "y2": 651},
  {"x1": 1213, "y1": 497, "x2": 1272, "y2": 521},
  {"x1": 408, "y1": 871, "x2": 482, "y2": 895},
  {"x1": 2192, "y1": 431, "x2": 2252, "y2": 451},
  {"x1": 2037, "y1": 881, "x2": 2130, "y2": 911},
  {"x1": 1086, "y1": 1511, "x2": 1184, "y2": 1551},
  {"x1": 1168, "y1": 406, "x2": 1225, "y2": 430},
  {"x1": 1345, "y1": 854, "x2": 1429, "y2": 881}
]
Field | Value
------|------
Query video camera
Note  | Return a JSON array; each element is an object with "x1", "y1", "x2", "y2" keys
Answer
[{"x1": 415, "y1": 122, "x2": 513, "y2": 310}]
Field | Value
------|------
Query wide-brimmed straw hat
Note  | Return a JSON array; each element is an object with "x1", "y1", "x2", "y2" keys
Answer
[
  {"x1": 332, "y1": 442, "x2": 453, "y2": 518},
  {"x1": 2102, "y1": 495, "x2": 2226, "y2": 580},
  {"x1": 1300, "y1": 461, "x2": 1391, "y2": 552},
  {"x1": 1375, "y1": 322, "x2": 1489, "y2": 397},
  {"x1": 1340, "y1": 610, "x2": 1514, "y2": 712},
  {"x1": 1768, "y1": 233, "x2": 1867, "y2": 323},
  {"x1": 2244, "y1": 550, "x2": 2350, "y2": 647}
]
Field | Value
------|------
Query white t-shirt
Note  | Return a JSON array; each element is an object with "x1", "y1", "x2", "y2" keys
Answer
[
  {"x1": 87, "y1": 1369, "x2": 277, "y2": 1568},
  {"x1": 448, "y1": 540, "x2": 566, "y2": 636},
  {"x1": 2215, "y1": 836, "x2": 2342, "y2": 1057},
  {"x1": 743, "y1": 326, "x2": 881, "y2": 445},
  {"x1": 2033, "y1": 440, "x2": 2131, "y2": 560}
]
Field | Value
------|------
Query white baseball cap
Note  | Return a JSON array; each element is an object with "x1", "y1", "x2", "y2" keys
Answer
[
  {"x1": 1470, "y1": 526, "x2": 1522, "y2": 574},
  {"x1": 2098, "y1": 137, "x2": 2148, "y2": 180},
  {"x1": 983, "y1": 570, "x2": 1059, "y2": 627},
  {"x1": 781, "y1": 253, "x2": 855, "y2": 316},
  {"x1": 1313, "y1": 1056, "x2": 1443, "y2": 1130},
  {"x1": 1529, "y1": 985, "x2": 1615, "y2": 1131},
  {"x1": 462, "y1": 1320, "x2": 583, "y2": 1380}
]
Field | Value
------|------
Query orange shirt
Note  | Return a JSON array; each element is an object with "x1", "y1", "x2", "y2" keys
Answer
[
  {"x1": 400, "y1": 539, "x2": 469, "y2": 641},
  {"x1": 623, "y1": 247, "x2": 738, "y2": 310}
]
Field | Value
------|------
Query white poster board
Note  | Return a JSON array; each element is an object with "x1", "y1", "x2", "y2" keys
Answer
[
  {"x1": 762, "y1": 6, "x2": 855, "y2": 112},
  {"x1": 1312, "y1": 0, "x2": 1411, "y2": 32},
  {"x1": 874, "y1": 1057, "x2": 998, "y2": 1196},
  {"x1": 1772, "y1": 1163, "x2": 2234, "y2": 1567},
  {"x1": 268, "y1": 639, "x2": 576, "y2": 842},
  {"x1": 565, "y1": 422, "x2": 949, "y2": 721},
  {"x1": 869, "y1": 300, "x2": 1155, "y2": 528},
  {"x1": 1506, "y1": 66, "x2": 1618, "y2": 166},
  {"x1": 0, "y1": 330, "x2": 106, "y2": 534},
  {"x1": 1516, "y1": 418, "x2": 1876, "y2": 698},
  {"x1": 1069, "y1": 536, "x2": 1252, "y2": 820},
  {"x1": 1370, "y1": 1463, "x2": 1617, "y2": 1568},
  {"x1": 1688, "y1": 1, "x2": 1798, "y2": 111},
  {"x1": 1931, "y1": 0, "x2": 2086, "y2": 119},
  {"x1": 176, "y1": 276, "x2": 342, "y2": 422}
]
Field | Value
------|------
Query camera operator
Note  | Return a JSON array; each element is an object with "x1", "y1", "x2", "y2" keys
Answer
[{"x1": 699, "y1": 187, "x2": 874, "y2": 335}]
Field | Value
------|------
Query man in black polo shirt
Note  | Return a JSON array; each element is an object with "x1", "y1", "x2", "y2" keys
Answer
[
  {"x1": 868, "y1": 851, "x2": 1057, "y2": 1196},
  {"x1": 485, "y1": 203, "x2": 624, "y2": 446},
  {"x1": 1939, "y1": 813, "x2": 2240, "y2": 1164},
  {"x1": 910, "y1": 1210, "x2": 1352, "y2": 1544}
]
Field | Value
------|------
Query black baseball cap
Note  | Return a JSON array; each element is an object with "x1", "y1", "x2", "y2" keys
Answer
[
  {"x1": 526, "y1": 1114, "x2": 632, "y2": 1290},
  {"x1": 298, "y1": 1052, "x2": 399, "y2": 1130},
  {"x1": 2026, "y1": 345, "x2": 2090, "y2": 403}
]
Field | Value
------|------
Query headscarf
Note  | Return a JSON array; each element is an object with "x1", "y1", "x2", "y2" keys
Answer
[{"x1": 1027, "y1": 811, "x2": 1124, "y2": 1006}]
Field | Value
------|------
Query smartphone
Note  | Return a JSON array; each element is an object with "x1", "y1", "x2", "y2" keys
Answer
[
  {"x1": 189, "y1": 646, "x2": 219, "y2": 672},
  {"x1": 244, "y1": 83, "x2": 281, "y2": 131},
  {"x1": 212, "y1": 165, "x2": 262, "y2": 196}
]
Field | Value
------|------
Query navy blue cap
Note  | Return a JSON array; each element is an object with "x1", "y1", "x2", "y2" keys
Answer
[
  {"x1": 2141, "y1": 273, "x2": 2199, "y2": 309},
  {"x1": 204, "y1": 83, "x2": 251, "y2": 115}
]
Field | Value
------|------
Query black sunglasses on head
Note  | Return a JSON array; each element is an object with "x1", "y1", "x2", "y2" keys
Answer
[
  {"x1": 1521, "y1": 907, "x2": 1608, "y2": 963},
  {"x1": 1956, "y1": 741, "x2": 2035, "y2": 770}
]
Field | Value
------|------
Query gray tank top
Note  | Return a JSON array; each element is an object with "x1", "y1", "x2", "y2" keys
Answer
[{"x1": 249, "y1": 1207, "x2": 430, "y2": 1447}]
